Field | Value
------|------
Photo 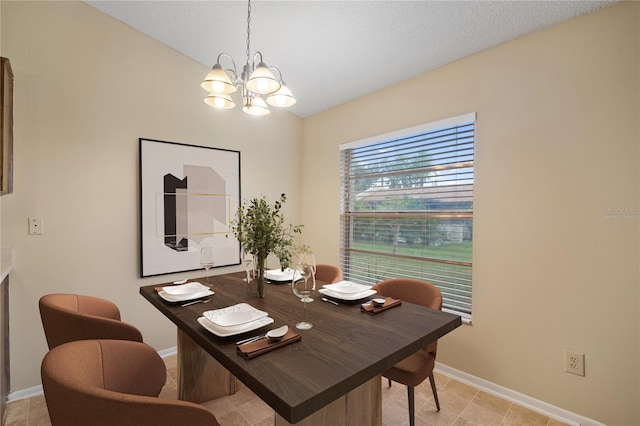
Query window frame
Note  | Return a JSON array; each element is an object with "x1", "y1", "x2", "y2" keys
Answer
[{"x1": 339, "y1": 113, "x2": 475, "y2": 322}]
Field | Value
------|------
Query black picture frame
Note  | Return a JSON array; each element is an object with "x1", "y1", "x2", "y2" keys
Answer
[{"x1": 139, "y1": 138, "x2": 241, "y2": 277}]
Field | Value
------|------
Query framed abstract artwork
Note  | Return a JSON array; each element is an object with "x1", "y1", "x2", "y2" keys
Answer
[{"x1": 139, "y1": 138, "x2": 241, "y2": 277}]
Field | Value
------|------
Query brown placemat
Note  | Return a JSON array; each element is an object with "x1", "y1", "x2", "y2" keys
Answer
[
  {"x1": 360, "y1": 297, "x2": 402, "y2": 314},
  {"x1": 237, "y1": 330, "x2": 302, "y2": 359}
]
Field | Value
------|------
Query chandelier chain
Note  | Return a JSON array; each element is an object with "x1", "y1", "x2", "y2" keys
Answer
[{"x1": 245, "y1": 0, "x2": 251, "y2": 64}]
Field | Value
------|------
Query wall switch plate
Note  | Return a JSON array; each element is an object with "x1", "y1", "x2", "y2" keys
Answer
[
  {"x1": 28, "y1": 217, "x2": 43, "y2": 235},
  {"x1": 564, "y1": 349, "x2": 585, "y2": 376}
]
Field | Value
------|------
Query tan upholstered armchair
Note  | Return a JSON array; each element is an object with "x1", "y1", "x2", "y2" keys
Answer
[
  {"x1": 41, "y1": 339, "x2": 220, "y2": 426},
  {"x1": 39, "y1": 293, "x2": 143, "y2": 349},
  {"x1": 372, "y1": 278, "x2": 443, "y2": 426},
  {"x1": 314, "y1": 264, "x2": 343, "y2": 283}
]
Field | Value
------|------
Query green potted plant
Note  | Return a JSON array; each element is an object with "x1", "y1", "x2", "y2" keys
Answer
[{"x1": 231, "y1": 193, "x2": 302, "y2": 297}]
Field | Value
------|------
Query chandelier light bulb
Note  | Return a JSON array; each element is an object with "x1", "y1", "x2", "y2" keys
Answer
[
  {"x1": 211, "y1": 81, "x2": 225, "y2": 93},
  {"x1": 201, "y1": 64, "x2": 236, "y2": 95},
  {"x1": 246, "y1": 62, "x2": 281, "y2": 95},
  {"x1": 267, "y1": 82, "x2": 296, "y2": 108},
  {"x1": 242, "y1": 95, "x2": 270, "y2": 116},
  {"x1": 204, "y1": 93, "x2": 235, "y2": 109}
]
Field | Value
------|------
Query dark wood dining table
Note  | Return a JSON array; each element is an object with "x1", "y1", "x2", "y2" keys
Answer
[{"x1": 140, "y1": 272, "x2": 462, "y2": 425}]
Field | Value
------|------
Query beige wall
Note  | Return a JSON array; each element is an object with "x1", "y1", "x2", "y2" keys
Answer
[
  {"x1": 302, "y1": 2, "x2": 639, "y2": 425},
  {"x1": 0, "y1": 0, "x2": 302, "y2": 391}
]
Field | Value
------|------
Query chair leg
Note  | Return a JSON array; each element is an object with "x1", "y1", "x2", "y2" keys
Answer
[
  {"x1": 407, "y1": 386, "x2": 415, "y2": 426},
  {"x1": 428, "y1": 372, "x2": 440, "y2": 411}
]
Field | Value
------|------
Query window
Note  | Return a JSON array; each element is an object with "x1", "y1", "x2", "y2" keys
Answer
[{"x1": 339, "y1": 113, "x2": 475, "y2": 320}]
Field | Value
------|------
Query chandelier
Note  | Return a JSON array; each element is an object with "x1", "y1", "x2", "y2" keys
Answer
[{"x1": 200, "y1": 0, "x2": 296, "y2": 116}]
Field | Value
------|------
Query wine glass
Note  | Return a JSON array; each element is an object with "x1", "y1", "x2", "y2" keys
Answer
[
  {"x1": 242, "y1": 251, "x2": 254, "y2": 283},
  {"x1": 200, "y1": 246, "x2": 215, "y2": 286},
  {"x1": 291, "y1": 253, "x2": 316, "y2": 330}
]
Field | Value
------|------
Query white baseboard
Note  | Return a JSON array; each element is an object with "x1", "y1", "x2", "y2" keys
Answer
[
  {"x1": 7, "y1": 385, "x2": 42, "y2": 402},
  {"x1": 434, "y1": 362, "x2": 605, "y2": 426},
  {"x1": 157, "y1": 346, "x2": 177, "y2": 359},
  {"x1": 7, "y1": 346, "x2": 180, "y2": 402}
]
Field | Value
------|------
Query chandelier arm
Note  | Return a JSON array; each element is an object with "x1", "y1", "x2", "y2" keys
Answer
[
  {"x1": 267, "y1": 66, "x2": 283, "y2": 83},
  {"x1": 215, "y1": 52, "x2": 239, "y2": 84},
  {"x1": 216, "y1": 53, "x2": 237, "y2": 73},
  {"x1": 225, "y1": 69, "x2": 239, "y2": 84},
  {"x1": 251, "y1": 51, "x2": 264, "y2": 70}
]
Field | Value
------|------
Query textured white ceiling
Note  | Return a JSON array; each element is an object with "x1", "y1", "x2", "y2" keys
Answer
[{"x1": 85, "y1": 0, "x2": 617, "y2": 118}]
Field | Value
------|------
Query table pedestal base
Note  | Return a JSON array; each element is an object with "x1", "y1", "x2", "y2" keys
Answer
[
  {"x1": 177, "y1": 330, "x2": 381, "y2": 425},
  {"x1": 177, "y1": 330, "x2": 240, "y2": 402},
  {"x1": 274, "y1": 375, "x2": 382, "y2": 426}
]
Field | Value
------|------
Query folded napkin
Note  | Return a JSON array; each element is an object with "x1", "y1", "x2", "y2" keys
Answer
[
  {"x1": 237, "y1": 330, "x2": 301, "y2": 359},
  {"x1": 360, "y1": 297, "x2": 402, "y2": 314}
]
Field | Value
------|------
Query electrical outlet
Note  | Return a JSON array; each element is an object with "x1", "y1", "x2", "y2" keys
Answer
[
  {"x1": 564, "y1": 349, "x2": 585, "y2": 376},
  {"x1": 28, "y1": 217, "x2": 44, "y2": 235}
]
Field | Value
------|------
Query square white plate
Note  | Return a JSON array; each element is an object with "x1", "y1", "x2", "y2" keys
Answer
[
  {"x1": 323, "y1": 281, "x2": 371, "y2": 294},
  {"x1": 265, "y1": 268, "x2": 296, "y2": 282},
  {"x1": 318, "y1": 287, "x2": 376, "y2": 301},
  {"x1": 197, "y1": 316, "x2": 274, "y2": 337},
  {"x1": 204, "y1": 303, "x2": 268, "y2": 327},
  {"x1": 161, "y1": 282, "x2": 209, "y2": 295},
  {"x1": 158, "y1": 288, "x2": 214, "y2": 303}
]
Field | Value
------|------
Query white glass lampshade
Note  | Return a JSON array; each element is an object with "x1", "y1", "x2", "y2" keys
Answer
[
  {"x1": 246, "y1": 62, "x2": 281, "y2": 95},
  {"x1": 204, "y1": 93, "x2": 235, "y2": 109},
  {"x1": 200, "y1": 64, "x2": 237, "y2": 94},
  {"x1": 242, "y1": 95, "x2": 270, "y2": 116},
  {"x1": 267, "y1": 82, "x2": 296, "y2": 108}
]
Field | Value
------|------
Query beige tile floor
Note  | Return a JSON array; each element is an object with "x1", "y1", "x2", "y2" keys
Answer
[{"x1": 4, "y1": 355, "x2": 567, "y2": 426}]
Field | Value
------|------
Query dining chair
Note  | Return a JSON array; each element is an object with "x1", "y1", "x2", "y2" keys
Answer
[
  {"x1": 371, "y1": 278, "x2": 443, "y2": 426},
  {"x1": 41, "y1": 339, "x2": 220, "y2": 426},
  {"x1": 314, "y1": 264, "x2": 343, "y2": 283},
  {"x1": 39, "y1": 293, "x2": 143, "y2": 350}
]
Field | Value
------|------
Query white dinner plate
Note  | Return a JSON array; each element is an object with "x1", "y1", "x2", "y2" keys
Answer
[
  {"x1": 161, "y1": 282, "x2": 209, "y2": 296},
  {"x1": 158, "y1": 289, "x2": 214, "y2": 303},
  {"x1": 323, "y1": 281, "x2": 371, "y2": 295},
  {"x1": 197, "y1": 316, "x2": 274, "y2": 337},
  {"x1": 318, "y1": 287, "x2": 377, "y2": 301},
  {"x1": 204, "y1": 303, "x2": 268, "y2": 327},
  {"x1": 265, "y1": 268, "x2": 302, "y2": 282}
]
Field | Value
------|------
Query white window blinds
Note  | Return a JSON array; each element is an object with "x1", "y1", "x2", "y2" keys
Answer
[{"x1": 339, "y1": 113, "x2": 475, "y2": 318}]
